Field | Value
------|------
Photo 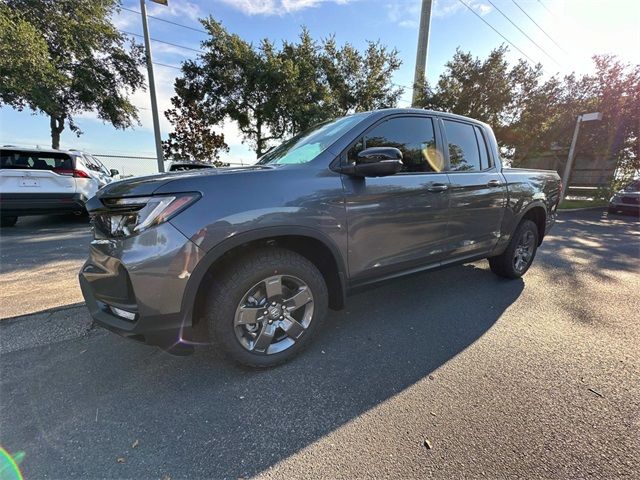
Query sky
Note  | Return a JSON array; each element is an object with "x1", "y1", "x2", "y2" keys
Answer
[{"x1": 1, "y1": 0, "x2": 639, "y2": 175}]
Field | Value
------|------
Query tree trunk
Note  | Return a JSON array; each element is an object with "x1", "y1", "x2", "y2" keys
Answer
[{"x1": 50, "y1": 115, "x2": 64, "y2": 149}]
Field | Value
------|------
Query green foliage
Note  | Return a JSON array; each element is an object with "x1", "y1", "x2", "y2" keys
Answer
[
  {"x1": 0, "y1": 4, "x2": 59, "y2": 112},
  {"x1": 416, "y1": 47, "x2": 640, "y2": 182},
  {"x1": 162, "y1": 92, "x2": 228, "y2": 164},
  {"x1": 169, "y1": 19, "x2": 403, "y2": 157},
  {"x1": 0, "y1": 0, "x2": 145, "y2": 148}
]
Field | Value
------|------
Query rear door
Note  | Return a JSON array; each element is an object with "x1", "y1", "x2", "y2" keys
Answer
[
  {"x1": 0, "y1": 149, "x2": 76, "y2": 194},
  {"x1": 440, "y1": 119, "x2": 507, "y2": 259}
]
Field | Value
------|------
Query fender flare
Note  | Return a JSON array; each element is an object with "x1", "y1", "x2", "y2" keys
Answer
[
  {"x1": 518, "y1": 200, "x2": 547, "y2": 221},
  {"x1": 180, "y1": 226, "x2": 348, "y2": 323},
  {"x1": 518, "y1": 200, "x2": 548, "y2": 243}
]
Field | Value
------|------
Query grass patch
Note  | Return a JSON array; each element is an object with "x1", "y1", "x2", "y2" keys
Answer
[{"x1": 559, "y1": 199, "x2": 608, "y2": 210}]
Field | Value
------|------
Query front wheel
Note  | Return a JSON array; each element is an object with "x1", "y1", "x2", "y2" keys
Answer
[
  {"x1": 205, "y1": 247, "x2": 328, "y2": 368},
  {"x1": 489, "y1": 219, "x2": 539, "y2": 279}
]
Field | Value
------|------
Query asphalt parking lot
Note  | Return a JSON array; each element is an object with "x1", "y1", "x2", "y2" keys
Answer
[{"x1": 0, "y1": 210, "x2": 638, "y2": 479}]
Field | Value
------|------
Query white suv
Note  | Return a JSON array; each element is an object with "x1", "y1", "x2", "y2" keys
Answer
[{"x1": 0, "y1": 147, "x2": 119, "y2": 227}]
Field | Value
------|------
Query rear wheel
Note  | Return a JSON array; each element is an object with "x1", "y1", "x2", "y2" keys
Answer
[
  {"x1": 489, "y1": 219, "x2": 539, "y2": 279},
  {"x1": 205, "y1": 247, "x2": 328, "y2": 368},
  {"x1": 1, "y1": 216, "x2": 18, "y2": 227}
]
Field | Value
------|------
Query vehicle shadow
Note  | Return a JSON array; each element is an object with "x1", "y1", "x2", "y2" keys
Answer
[{"x1": 2, "y1": 262, "x2": 524, "y2": 479}]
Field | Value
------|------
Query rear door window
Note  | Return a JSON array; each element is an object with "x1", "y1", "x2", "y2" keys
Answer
[
  {"x1": 82, "y1": 154, "x2": 103, "y2": 173},
  {"x1": 0, "y1": 150, "x2": 74, "y2": 171},
  {"x1": 443, "y1": 120, "x2": 482, "y2": 172},
  {"x1": 92, "y1": 155, "x2": 112, "y2": 176},
  {"x1": 474, "y1": 126, "x2": 492, "y2": 169}
]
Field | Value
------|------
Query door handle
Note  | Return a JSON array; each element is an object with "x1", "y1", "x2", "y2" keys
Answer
[
  {"x1": 487, "y1": 179, "x2": 502, "y2": 188},
  {"x1": 427, "y1": 183, "x2": 449, "y2": 192}
]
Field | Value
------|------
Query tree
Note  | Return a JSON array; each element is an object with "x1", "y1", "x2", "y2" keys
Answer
[
  {"x1": 0, "y1": 0, "x2": 145, "y2": 149},
  {"x1": 416, "y1": 47, "x2": 639, "y2": 190},
  {"x1": 573, "y1": 56, "x2": 640, "y2": 186},
  {"x1": 178, "y1": 19, "x2": 285, "y2": 157},
  {"x1": 171, "y1": 19, "x2": 403, "y2": 157},
  {"x1": 0, "y1": 4, "x2": 59, "y2": 115},
  {"x1": 162, "y1": 83, "x2": 228, "y2": 164},
  {"x1": 322, "y1": 37, "x2": 404, "y2": 117},
  {"x1": 415, "y1": 46, "x2": 562, "y2": 164}
]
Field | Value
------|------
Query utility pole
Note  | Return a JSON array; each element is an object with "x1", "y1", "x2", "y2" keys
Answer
[
  {"x1": 411, "y1": 0, "x2": 433, "y2": 107},
  {"x1": 561, "y1": 112, "x2": 602, "y2": 200},
  {"x1": 140, "y1": 0, "x2": 166, "y2": 173}
]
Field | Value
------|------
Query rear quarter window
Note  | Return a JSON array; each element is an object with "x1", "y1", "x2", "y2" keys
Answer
[{"x1": 0, "y1": 150, "x2": 74, "y2": 170}]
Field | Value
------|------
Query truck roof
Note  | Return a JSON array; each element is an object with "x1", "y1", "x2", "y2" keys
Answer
[{"x1": 365, "y1": 108, "x2": 491, "y2": 127}]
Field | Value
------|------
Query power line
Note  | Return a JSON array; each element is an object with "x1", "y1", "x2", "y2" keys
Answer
[
  {"x1": 485, "y1": 0, "x2": 559, "y2": 66},
  {"x1": 121, "y1": 30, "x2": 203, "y2": 54},
  {"x1": 153, "y1": 61, "x2": 182, "y2": 71},
  {"x1": 120, "y1": 6, "x2": 208, "y2": 35},
  {"x1": 511, "y1": 0, "x2": 568, "y2": 55},
  {"x1": 536, "y1": 0, "x2": 554, "y2": 16},
  {"x1": 456, "y1": 0, "x2": 537, "y2": 65}
]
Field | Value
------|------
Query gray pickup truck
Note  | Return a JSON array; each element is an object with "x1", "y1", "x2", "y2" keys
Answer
[{"x1": 80, "y1": 109, "x2": 561, "y2": 367}]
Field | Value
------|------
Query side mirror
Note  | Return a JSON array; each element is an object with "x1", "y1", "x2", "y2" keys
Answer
[
  {"x1": 110, "y1": 169, "x2": 119, "y2": 177},
  {"x1": 340, "y1": 147, "x2": 403, "y2": 177}
]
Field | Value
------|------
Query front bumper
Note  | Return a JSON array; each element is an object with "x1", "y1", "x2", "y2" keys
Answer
[
  {"x1": 0, "y1": 192, "x2": 87, "y2": 216},
  {"x1": 79, "y1": 221, "x2": 205, "y2": 351}
]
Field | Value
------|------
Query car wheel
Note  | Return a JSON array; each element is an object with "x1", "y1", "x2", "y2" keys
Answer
[
  {"x1": 0, "y1": 216, "x2": 18, "y2": 227},
  {"x1": 205, "y1": 247, "x2": 328, "y2": 368},
  {"x1": 607, "y1": 206, "x2": 617, "y2": 214},
  {"x1": 489, "y1": 219, "x2": 539, "y2": 279}
]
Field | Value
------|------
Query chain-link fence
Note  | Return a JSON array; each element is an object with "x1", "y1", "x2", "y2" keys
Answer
[{"x1": 94, "y1": 154, "x2": 252, "y2": 177}]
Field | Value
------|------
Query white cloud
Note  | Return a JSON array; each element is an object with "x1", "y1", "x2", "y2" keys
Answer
[
  {"x1": 147, "y1": 1, "x2": 202, "y2": 22},
  {"x1": 387, "y1": 0, "x2": 492, "y2": 29},
  {"x1": 112, "y1": 10, "x2": 137, "y2": 31},
  {"x1": 220, "y1": 0, "x2": 352, "y2": 16}
]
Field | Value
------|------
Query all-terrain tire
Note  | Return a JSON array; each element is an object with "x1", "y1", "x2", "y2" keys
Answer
[
  {"x1": 489, "y1": 219, "x2": 539, "y2": 279},
  {"x1": 205, "y1": 247, "x2": 328, "y2": 368}
]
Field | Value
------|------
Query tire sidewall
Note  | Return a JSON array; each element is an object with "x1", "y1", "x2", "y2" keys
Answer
[
  {"x1": 508, "y1": 220, "x2": 539, "y2": 277},
  {"x1": 207, "y1": 249, "x2": 328, "y2": 368}
]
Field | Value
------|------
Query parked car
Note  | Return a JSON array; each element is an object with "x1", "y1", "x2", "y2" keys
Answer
[
  {"x1": 0, "y1": 146, "x2": 118, "y2": 227},
  {"x1": 608, "y1": 180, "x2": 640, "y2": 215},
  {"x1": 168, "y1": 161, "x2": 215, "y2": 172},
  {"x1": 79, "y1": 109, "x2": 561, "y2": 367}
]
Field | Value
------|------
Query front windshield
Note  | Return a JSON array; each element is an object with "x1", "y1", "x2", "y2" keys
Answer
[
  {"x1": 258, "y1": 113, "x2": 370, "y2": 165},
  {"x1": 623, "y1": 180, "x2": 640, "y2": 192}
]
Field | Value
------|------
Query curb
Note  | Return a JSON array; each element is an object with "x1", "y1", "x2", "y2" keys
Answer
[{"x1": 558, "y1": 206, "x2": 607, "y2": 212}]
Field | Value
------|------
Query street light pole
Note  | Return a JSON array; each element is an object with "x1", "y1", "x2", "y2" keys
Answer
[
  {"x1": 140, "y1": 0, "x2": 165, "y2": 173},
  {"x1": 561, "y1": 112, "x2": 602, "y2": 200},
  {"x1": 411, "y1": 0, "x2": 433, "y2": 107}
]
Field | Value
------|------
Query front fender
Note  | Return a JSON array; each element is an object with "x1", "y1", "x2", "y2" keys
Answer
[{"x1": 177, "y1": 225, "x2": 348, "y2": 331}]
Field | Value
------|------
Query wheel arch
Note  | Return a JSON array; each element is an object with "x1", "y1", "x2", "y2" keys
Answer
[
  {"x1": 520, "y1": 203, "x2": 547, "y2": 245},
  {"x1": 182, "y1": 227, "x2": 348, "y2": 329}
]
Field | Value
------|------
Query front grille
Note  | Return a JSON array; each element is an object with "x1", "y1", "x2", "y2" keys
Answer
[{"x1": 621, "y1": 196, "x2": 640, "y2": 205}]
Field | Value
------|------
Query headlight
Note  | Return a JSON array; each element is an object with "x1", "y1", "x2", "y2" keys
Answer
[{"x1": 95, "y1": 193, "x2": 200, "y2": 238}]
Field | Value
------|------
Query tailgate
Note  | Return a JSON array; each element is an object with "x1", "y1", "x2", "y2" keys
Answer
[{"x1": 0, "y1": 149, "x2": 77, "y2": 194}]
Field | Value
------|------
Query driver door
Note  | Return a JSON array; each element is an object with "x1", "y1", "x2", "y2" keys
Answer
[{"x1": 340, "y1": 114, "x2": 452, "y2": 284}]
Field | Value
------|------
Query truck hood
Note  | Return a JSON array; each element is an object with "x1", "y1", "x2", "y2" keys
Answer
[{"x1": 97, "y1": 165, "x2": 272, "y2": 198}]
